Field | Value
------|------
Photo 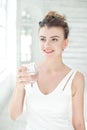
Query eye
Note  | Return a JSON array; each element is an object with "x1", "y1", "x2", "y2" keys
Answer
[
  {"x1": 52, "y1": 38, "x2": 58, "y2": 41},
  {"x1": 40, "y1": 38, "x2": 46, "y2": 42}
]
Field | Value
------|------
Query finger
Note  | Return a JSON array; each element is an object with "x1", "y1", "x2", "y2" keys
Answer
[
  {"x1": 18, "y1": 77, "x2": 30, "y2": 82},
  {"x1": 17, "y1": 72, "x2": 30, "y2": 79},
  {"x1": 18, "y1": 79, "x2": 30, "y2": 85},
  {"x1": 17, "y1": 66, "x2": 27, "y2": 73}
]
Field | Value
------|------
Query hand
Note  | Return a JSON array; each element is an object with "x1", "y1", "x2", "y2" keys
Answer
[{"x1": 16, "y1": 66, "x2": 38, "y2": 89}]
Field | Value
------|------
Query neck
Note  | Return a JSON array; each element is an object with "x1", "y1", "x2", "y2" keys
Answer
[{"x1": 42, "y1": 57, "x2": 65, "y2": 72}]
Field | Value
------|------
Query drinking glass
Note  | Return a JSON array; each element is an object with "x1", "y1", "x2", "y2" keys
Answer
[{"x1": 27, "y1": 62, "x2": 38, "y2": 86}]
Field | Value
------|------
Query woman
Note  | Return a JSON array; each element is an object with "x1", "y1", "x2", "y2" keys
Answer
[{"x1": 9, "y1": 11, "x2": 86, "y2": 130}]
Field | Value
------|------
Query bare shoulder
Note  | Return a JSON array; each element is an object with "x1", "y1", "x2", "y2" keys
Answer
[
  {"x1": 72, "y1": 71, "x2": 85, "y2": 96},
  {"x1": 73, "y1": 71, "x2": 84, "y2": 84}
]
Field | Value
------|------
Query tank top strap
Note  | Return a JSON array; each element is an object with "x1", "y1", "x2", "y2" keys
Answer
[{"x1": 61, "y1": 70, "x2": 77, "y2": 91}]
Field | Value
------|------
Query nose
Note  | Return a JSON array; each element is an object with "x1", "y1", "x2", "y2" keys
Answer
[{"x1": 44, "y1": 40, "x2": 51, "y2": 48}]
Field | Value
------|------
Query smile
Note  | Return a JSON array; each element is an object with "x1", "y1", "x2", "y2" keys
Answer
[{"x1": 44, "y1": 49, "x2": 54, "y2": 54}]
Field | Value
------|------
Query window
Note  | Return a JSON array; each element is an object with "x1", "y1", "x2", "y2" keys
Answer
[
  {"x1": 20, "y1": 10, "x2": 32, "y2": 65},
  {"x1": 0, "y1": 0, "x2": 7, "y2": 71},
  {"x1": 21, "y1": 32, "x2": 32, "y2": 63},
  {"x1": 0, "y1": 0, "x2": 16, "y2": 74}
]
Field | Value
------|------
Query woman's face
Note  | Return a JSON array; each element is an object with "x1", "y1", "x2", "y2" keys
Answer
[{"x1": 39, "y1": 26, "x2": 68, "y2": 58}]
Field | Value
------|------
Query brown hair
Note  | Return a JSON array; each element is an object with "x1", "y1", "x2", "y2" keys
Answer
[{"x1": 39, "y1": 11, "x2": 69, "y2": 39}]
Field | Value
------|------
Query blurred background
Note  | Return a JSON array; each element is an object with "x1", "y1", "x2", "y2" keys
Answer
[{"x1": 0, "y1": 0, "x2": 87, "y2": 129}]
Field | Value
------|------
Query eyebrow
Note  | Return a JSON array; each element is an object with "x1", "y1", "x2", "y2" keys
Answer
[
  {"x1": 40, "y1": 35, "x2": 60, "y2": 38},
  {"x1": 50, "y1": 35, "x2": 60, "y2": 38}
]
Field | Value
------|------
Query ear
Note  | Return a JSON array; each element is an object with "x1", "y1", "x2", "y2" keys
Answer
[{"x1": 63, "y1": 39, "x2": 68, "y2": 49}]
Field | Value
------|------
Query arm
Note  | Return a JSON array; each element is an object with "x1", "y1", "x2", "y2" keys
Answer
[
  {"x1": 9, "y1": 66, "x2": 30, "y2": 120},
  {"x1": 72, "y1": 72, "x2": 86, "y2": 130},
  {"x1": 9, "y1": 86, "x2": 25, "y2": 120}
]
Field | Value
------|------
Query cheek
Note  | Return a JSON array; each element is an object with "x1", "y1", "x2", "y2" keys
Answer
[
  {"x1": 55, "y1": 43, "x2": 63, "y2": 50},
  {"x1": 59, "y1": 41, "x2": 65, "y2": 49},
  {"x1": 39, "y1": 43, "x2": 44, "y2": 49}
]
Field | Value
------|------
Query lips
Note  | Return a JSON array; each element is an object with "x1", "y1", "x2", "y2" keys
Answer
[{"x1": 44, "y1": 49, "x2": 54, "y2": 54}]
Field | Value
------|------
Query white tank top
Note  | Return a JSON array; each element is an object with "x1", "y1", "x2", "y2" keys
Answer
[{"x1": 24, "y1": 69, "x2": 77, "y2": 130}]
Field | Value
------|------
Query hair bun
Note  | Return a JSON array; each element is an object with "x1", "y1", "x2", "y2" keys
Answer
[{"x1": 44, "y1": 11, "x2": 65, "y2": 21}]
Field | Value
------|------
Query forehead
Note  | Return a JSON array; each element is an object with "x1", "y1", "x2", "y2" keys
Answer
[{"x1": 39, "y1": 26, "x2": 64, "y2": 37}]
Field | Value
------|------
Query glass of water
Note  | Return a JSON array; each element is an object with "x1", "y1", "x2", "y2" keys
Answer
[{"x1": 27, "y1": 62, "x2": 38, "y2": 86}]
